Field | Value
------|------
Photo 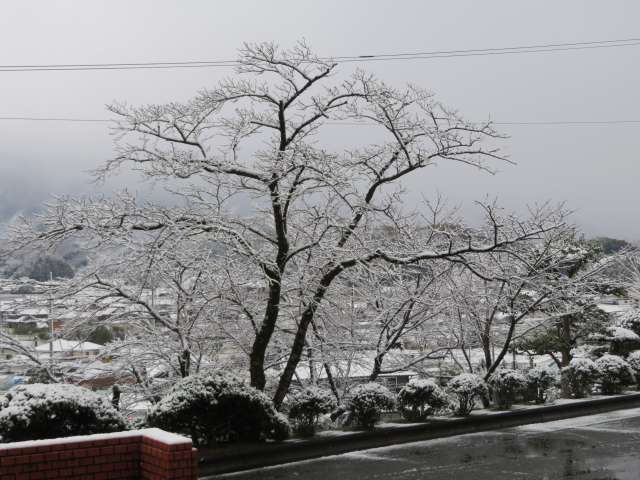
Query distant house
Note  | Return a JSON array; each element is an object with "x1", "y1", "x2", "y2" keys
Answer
[
  {"x1": 12, "y1": 307, "x2": 49, "y2": 320},
  {"x1": 294, "y1": 350, "x2": 419, "y2": 393},
  {"x1": 4, "y1": 315, "x2": 42, "y2": 328},
  {"x1": 35, "y1": 339, "x2": 103, "y2": 361}
]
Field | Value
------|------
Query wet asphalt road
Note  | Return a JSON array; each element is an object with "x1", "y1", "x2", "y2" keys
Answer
[{"x1": 214, "y1": 408, "x2": 640, "y2": 480}]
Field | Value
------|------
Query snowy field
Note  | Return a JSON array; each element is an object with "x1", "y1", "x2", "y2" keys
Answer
[{"x1": 212, "y1": 408, "x2": 640, "y2": 480}]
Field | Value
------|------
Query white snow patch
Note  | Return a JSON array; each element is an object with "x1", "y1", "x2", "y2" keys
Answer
[
  {"x1": 598, "y1": 303, "x2": 632, "y2": 314},
  {"x1": 514, "y1": 407, "x2": 640, "y2": 433},
  {"x1": 342, "y1": 451, "x2": 404, "y2": 462},
  {"x1": 0, "y1": 428, "x2": 191, "y2": 450}
]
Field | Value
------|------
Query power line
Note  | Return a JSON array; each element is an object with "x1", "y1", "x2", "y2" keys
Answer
[
  {"x1": 1, "y1": 116, "x2": 640, "y2": 127},
  {"x1": 496, "y1": 120, "x2": 640, "y2": 126},
  {"x1": 335, "y1": 40, "x2": 640, "y2": 64},
  {"x1": 331, "y1": 37, "x2": 640, "y2": 59},
  {"x1": 0, "y1": 116, "x2": 111, "y2": 123},
  {"x1": 325, "y1": 120, "x2": 640, "y2": 126},
  {"x1": 0, "y1": 37, "x2": 639, "y2": 72}
]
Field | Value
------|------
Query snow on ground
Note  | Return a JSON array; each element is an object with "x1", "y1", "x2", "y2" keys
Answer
[
  {"x1": 513, "y1": 407, "x2": 640, "y2": 433},
  {"x1": 210, "y1": 406, "x2": 640, "y2": 479}
]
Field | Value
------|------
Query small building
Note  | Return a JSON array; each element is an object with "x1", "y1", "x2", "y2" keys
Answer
[
  {"x1": 294, "y1": 350, "x2": 419, "y2": 394},
  {"x1": 4, "y1": 315, "x2": 43, "y2": 328},
  {"x1": 35, "y1": 339, "x2": 103, "y2": 361}
]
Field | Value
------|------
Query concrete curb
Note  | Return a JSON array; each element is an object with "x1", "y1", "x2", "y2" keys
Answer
[{"x1": 198, "y1": 392, "x2": 640, "y2": 477}]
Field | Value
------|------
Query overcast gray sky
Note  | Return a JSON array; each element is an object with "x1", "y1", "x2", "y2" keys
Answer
[{"x1": 0, "y1": 1, "x2": 638, "y2": 239}]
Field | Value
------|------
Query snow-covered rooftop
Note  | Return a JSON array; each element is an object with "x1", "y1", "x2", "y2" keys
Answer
[
  {"x1": 295, "y1": 350, "x2": 419, "y2": 380},
  {"x1": 35, "y1": 339, "x2": 104, "y2": 352},
  {"x1": 598, "y1": 303, "x2": 633, "y2": 314}
]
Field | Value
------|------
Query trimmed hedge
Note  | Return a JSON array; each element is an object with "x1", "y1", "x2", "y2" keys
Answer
[
  {"x1": 287, "y1": 387, "x2": 336, "y2": 436},
  {"x1": 488, "y1": 369, "x2": 526, "y2": 410},
  {"x1": 596, "y1": 354, "x2": 635, "y2": 394},
  {"x1": 447, "y1": 373, "x2": 487, "y2": 416},
  {"x1": 525, "y1": 367, "x2": 558, "y2": 404},
  {"x1": 347, "y1": 383, "x2": 395, "y2": 429},
  {"x1": 562, "y1": 357, "x2": 599, "y2": 398},
  {"x1": 397, "y1": 378, "x2": 449, "y2": 421},
  {"x1": 0, "y1": 384, "x2": 126, "y2": 443},
  {"x1": 146, "y1": 372, "x2": 290, "y2": 446}
]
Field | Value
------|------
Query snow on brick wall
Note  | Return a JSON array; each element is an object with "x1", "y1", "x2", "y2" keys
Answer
[{"x1": 0, "y1": 428, "x2": 197, "y2": 480}]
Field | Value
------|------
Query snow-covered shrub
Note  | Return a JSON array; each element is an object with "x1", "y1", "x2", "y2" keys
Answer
[
  {"x1": 561, "y1": 357, "x2": 599, "y2": 398},
  {"x1": 328, "y1": 404, "x2": 350, "y2": 426},
  {"x1": 620, "y1": 309, "x2": 640, "y2": 336},
  {"x1": 126, "y1": 416, "x2": 147, "y2": 431},
  {"x1": 287, "y1": 387, "x2": 336, "y2": 436},
  {"x1": 346, "y1": 382, "x2": 395, "y2": 429},
  {"x1": 446, "y1": 373, "x2": 487, "y2": 416},
  {"x1": 0, "y1": 384, "x2": 125, "y2": 443},
  {"x1": 585, "y1": 344, "x2": 610, "y2": 359},
  {"x1": 146, "y1": 372, "x2": 289, "y2": 446},
  {"x1": 270, "y1": 412, "x2": 292, "y2": 442},
  {"x1": 595, "y1": 354, "x2": 635, "y2": 394},
  {"x1": 397, "y1": 378, "x2": 450, "y2": 422},
  {"x1": 544, "y1": 386, "x2": 561, "y2": 404},
  {"x1": 628, "y1": 350, "x2": 640, "y2": 370},
  {"x1": 525, "y1": 367, "x2": 558, "y2": 404},
  {"x1": 487, "y1": 369, "x2": 526, "y2": 409},
  {"x1": 627, "y1": 350, "x2": 640, "y2": 387},
  {"x1": 608, "y1": 326, "x2": 640, "y2": 356}
]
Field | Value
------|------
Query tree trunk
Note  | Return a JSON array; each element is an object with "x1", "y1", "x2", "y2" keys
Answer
[
  {"x1": 273, "y1": 305, "x2": 316, "y2": 407},
  {"x1": 480, "y1": 332, "x2": 492, "y2": 372},
  {"x1": 559, "y1": 348, "x2": 572, "y2": 367},
  {"x1": 308, "y1": 348, "x2": 316, "y2": 383},
  {"x1": 309, "y1": 318, "x2": 341, "y2": 402},
  {"x1": 272, "y1": 265, "x2": 343, "y2": 408},
  {"x1": 178, "y1": 349, "x2": 191, "y2": 378},
  {"x1": 560, "y1": 316, "x2": 573, "y2": 367},
  {"x1": 548, "y1": 352, "x2": 562, "y2": 369},
  {"x1": 485, "y1": 318, "x2": 517, "y2": 380},
  {"x1": 369, "y1": 354, "x2": 384, "y2": 382},
  {"x1": 461, "y1": 344, "x2": 474, "y2": 373},
  {"x1": 324, "y1": 363, "x2": 341, "y2": 403},
  {"x1": 249, "y1": 271, "x2": 282, "y2": 390}
]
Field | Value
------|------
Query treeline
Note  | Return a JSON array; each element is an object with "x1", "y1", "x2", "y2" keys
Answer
[{"x1": 0, "y1": 240, "x2": 88, "y2": 281}]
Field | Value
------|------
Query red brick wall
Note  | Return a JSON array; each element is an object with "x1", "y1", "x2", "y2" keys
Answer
[
  {"x1": 140, "y1": 436, "x2": 197, "y2": 480},
  {"x1": 0, "y1": 429, "x2": 197, "y2": 480}
]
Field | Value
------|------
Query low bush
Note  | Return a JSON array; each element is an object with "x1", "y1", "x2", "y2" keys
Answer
[
  {"x1": 487, "y1": 369, "x2": 527, "y2": 409},
  {"x1": 544, "y1": 386, "x2": 561, "y2": 404},
  {"x1": 397, "y1": 378, "x2": 450, "y2": 422},
  {"x1": 608, "y1": 327, "x2": 640, "y2": 356},
  {"x1": 0, "y1": 384, "x2": 126, "y2": 443},
  {"x1": 447, "y1": 373, "x2": 487, "y2": 416},
  {"x1": 146, "y1": 372, "x2": 290, "y2": 446},
  {"x1": 627, "y1": 350, "x2": 640, "y2": 388},
  {"x1": 347, "y1": 382, "x2": 395, "y2": 429},
  {"x1": 270, "y1": 412, "x2": 292, "y2": 442},
  {"x1": 595, "y1": 354, "x2": 635, "y2": 394},
  {"x1": 525, "y1": 367, "x2": 558, "y2": 404},
  {"x1": 620, "y1": 309, "x2": 640, "y2": 336},
  {"x1": 287, "y1": 386, "x2": 337, "y2": 436},
  {"x1": 561, "y1": 357, "x2": 599, "y2": 398}
]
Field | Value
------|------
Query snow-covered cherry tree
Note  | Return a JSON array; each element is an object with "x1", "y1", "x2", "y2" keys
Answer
[
  {"x1": 447, "y1": 225, "x2": 610, "y2": 378},
  {"x1": 6, "y1": 41, "x2": 565, "y2": 407}
]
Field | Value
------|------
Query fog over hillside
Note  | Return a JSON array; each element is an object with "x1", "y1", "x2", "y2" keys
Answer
[{"x1": 0, "y1": 1, "x2": 639, "y2": 241}]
